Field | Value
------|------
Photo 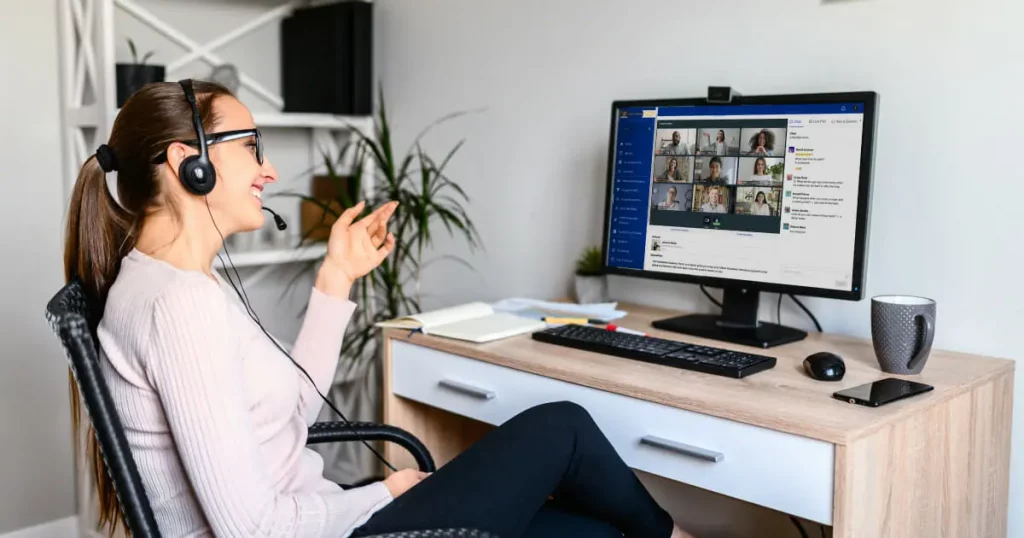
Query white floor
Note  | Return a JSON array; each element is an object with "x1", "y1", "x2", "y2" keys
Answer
[{"x1": 0, "y1": 518, "x2": 77, "y2": 538}]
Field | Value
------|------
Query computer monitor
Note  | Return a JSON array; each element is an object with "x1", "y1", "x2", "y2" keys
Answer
[{"x1": 602, "y1": 92, "x2": 878, "y2": 348}]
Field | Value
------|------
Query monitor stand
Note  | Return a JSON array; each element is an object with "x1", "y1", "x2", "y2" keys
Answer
[{"x1": 651, "y1": 287, "x2": 807, "y2": 349}]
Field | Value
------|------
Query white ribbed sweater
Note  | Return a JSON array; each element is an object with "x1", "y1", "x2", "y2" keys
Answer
[{"x1": 97, "y1": 249, "x2": 392, "y2": 537}]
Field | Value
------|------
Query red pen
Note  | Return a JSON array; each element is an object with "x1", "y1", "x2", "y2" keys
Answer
[{"x1": 605, "y1": 324, "x2": 648, "y2": 337}]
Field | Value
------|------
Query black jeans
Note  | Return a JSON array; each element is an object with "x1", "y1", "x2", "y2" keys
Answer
[{"x1": 351, "y1": 401, "x2": 674, "y2": 538}]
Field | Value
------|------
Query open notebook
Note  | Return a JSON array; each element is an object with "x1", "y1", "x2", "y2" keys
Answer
[{"x1": 375, "y1": 302, "x2": 546, "y2": 343}]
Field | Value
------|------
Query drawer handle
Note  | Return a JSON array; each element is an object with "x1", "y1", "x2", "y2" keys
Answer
[
  {"x1": 640, "y1": 435, "x2": 724, "y2": 463},
  {"x1": 438, "y1": 379, "x2": 496, "y2": 400}
]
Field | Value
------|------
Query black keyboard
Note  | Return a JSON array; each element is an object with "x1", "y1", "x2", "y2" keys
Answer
[{"x1": 531, "y1": 324, "x2": 776, "y2": 379}]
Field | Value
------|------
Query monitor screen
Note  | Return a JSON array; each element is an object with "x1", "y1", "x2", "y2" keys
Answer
[{"x1": 605, "y1": 96, "x2": 873, "y2": 296}]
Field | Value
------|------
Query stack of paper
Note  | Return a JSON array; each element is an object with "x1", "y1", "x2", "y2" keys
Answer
[
  {"x1": 375, "y1": 298, "x2": 627, "y2": 344},
  {"x1": 490, "y1": 298, "x2": 627, "y2": 323}
]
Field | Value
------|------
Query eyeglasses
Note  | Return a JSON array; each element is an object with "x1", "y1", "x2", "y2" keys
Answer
[{"x1": 153, "y1": 129, "x2": 263, "y2": 165}]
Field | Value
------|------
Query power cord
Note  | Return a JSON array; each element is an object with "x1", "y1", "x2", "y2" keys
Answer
[
  {"x1": 699, "y1": 285, "x2": 723, "y2": 309},
  {"x1": 787, "y1": 294, "x2": 823, "y2": 332},
  {"x1": 776, "y1": 293, "x2": 823, "y2": 332},
  {"x1": 204, "y1": 199, "x2": 397, "y2": 473}
]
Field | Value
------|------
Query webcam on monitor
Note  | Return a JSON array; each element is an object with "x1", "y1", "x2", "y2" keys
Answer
[{"x1": 707, "y1": 86, "x2": 741, "y2": 104}]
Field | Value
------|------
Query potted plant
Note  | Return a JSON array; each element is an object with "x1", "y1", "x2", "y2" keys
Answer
[
  {"x1": 279, "y1": 88, "x2": 480, "y2": 482},
  {"x1": 574, "y1": 246, "x2": 607, "y2": 304},
  {"x1": 116, "y1": 38, "x2": 165, "y2": 107}
]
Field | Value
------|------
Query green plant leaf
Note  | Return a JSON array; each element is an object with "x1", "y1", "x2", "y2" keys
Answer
[
  {"x1": 127, "y1": 38, "x2": 138, "y2": 63},
  {"x1": 576, "y1": 246, "x2": 604, "y2": 275}
]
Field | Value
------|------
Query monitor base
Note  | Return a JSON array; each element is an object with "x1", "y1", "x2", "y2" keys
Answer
[{"x1": 651, "y1": 314, "x2": 808, "y2": 349}]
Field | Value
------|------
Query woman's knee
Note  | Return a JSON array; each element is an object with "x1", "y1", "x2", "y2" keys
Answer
[{"x1": 526, "y1": 400, "x2": 594, "y2": 427}]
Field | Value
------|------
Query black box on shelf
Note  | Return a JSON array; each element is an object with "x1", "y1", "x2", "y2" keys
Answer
[{"x1": 281, "y1": 1, "x2": 372, "y2": 115}]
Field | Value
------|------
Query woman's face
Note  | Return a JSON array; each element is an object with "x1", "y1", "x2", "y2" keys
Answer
[
  {"x1": 667, "y1": 187, "x2": 677, "y2": 200},
  {"x1": 755, "y1": 159, "x2": 766, "y2": 174},
  {"x1": 669, "y1": 158, "x2": 677, "y2": 171},
  {"x1": 757, "y1": 132, "x2": 766, "y2": 146},
  {"x1": 203, "y1": 97, "x2": 279, "y2": 234},
  {"x1": 709, "y1": 161, "x2": 721, "y2": 179},
  {"x1": 717, "y1": 130, "x2": 725, "y2": 143},
  {"x1": 756, "y1": 193, "x2": 765, "y2": 203}
]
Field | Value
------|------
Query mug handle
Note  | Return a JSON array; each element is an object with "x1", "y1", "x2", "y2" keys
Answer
[{"x1": 907, "y1": 312, "x2": 936, "y2": 372}]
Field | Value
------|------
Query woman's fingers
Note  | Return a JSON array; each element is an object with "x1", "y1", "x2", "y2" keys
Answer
[
  {"x1": 370, "y1": 203, "x2": 397, "y2": 245},
  {"x1": 374, "y1": 233, "x2": 396, "y2": 264},
  {"x1": 353, "y1": 201, "x2": 398, "y2": 232},
  {"x1": 333, "y1": 200, "x2": 366, "y2": 230}
]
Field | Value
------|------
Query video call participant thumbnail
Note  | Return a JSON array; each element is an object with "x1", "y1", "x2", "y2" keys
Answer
[
  {"x1": 651, "y1": 184, "x2": 692, "y2": 211},
  {"x1": 655, "y1": 129, "x2": 695, "y2": 156},
  {"x1": 697, "y1": 128, "x2": 739, "y2": 156},
  {"x1": 738, "y1": 156, "x2": 784, "y2": 185},
  {"x1": 653, "y1": 156, "x2": 690, "y2": 183},
  {"x1": 740, "y1": 127, "x2": 786, "y2": 156},
  {"x1": 693, "y1": 156, "x2": 737, "y2": 185},
  {"x1": 693, "y1": 184, "x2": 731, "y2": 214},
  {"x1": 734, "y1": 186, "x2": 782, "y2": 217}
]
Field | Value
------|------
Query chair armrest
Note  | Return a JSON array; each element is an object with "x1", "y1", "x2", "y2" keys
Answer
[
  {"x1": 362, "y1": 530, "x2": 496, "y2": 538},
  {"x1": 306, "y1": 421, "x2": 436, "y2": 473}
]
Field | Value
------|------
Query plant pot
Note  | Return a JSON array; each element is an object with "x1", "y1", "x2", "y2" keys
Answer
[
  {"x1": 574, "y1": 274, "x2": 608, "y2": 304},
  {"x1": 300, "y1": 174, "x2": 358, "y2": 241},
  {"x1": 116, "y1": 63, "x2": 165, "y2": 107}
]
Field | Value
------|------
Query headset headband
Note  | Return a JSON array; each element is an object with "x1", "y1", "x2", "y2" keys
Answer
[{"x1": 179, "y1": 79, "x2": 209, "y2": 166}]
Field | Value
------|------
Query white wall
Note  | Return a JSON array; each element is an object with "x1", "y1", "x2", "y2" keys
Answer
[
  {"x1": 0, "y1": 0, "x2": 77, "y2": 534},
  {"x1": 373, "y1": 0, "x2": 1024, "y2": 535}
]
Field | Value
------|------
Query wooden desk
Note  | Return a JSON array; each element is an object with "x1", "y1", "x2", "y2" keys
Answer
[{"x1": 381, "y1": 303, "x2": 1013, "y2": 538}]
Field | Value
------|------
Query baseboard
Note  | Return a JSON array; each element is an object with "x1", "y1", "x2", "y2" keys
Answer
[{"x1": 0, "y1": 517, "x2": 77, "y2": 538}]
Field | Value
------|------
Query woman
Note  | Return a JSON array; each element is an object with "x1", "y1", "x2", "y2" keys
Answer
[
  {"x1": 747, "y1": 130, "x2": 774, "y2": 156},
  {"x1": 751, "y1": 191, "x2": 772, "y2": 216},
  {"x1": 747, "y1": 157, "x2": 772, "y2": 184},
  {"x1": 704, "y1": 157, "x2": 730, "y2": 185},
  {"x1": 657, "y1": 186, "x2": 681, "y2": 210},
  {"x1": 63, "y1": 81, "x2": 694, "y2": 538},
  {"x1": 701, "y1": 129, "x2": 728, "y2": 155},
  {"x1": 657, "y1": 157, "x2": 685, "y2": 182}
]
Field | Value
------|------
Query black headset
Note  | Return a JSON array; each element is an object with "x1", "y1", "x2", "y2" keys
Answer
[{"x1": 177, "y1": 79, "x2": 217, "y2": 196}]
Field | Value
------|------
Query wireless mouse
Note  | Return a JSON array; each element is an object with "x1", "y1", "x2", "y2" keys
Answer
[{"x1": 804, "y1": 352, "x2": 846, "y2": 381}]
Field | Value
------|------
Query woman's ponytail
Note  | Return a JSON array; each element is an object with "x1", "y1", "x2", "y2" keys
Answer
[
  {"x1": 62, "y1": 153, "x2": 136, "y2": 535},
  {"x1": 63, "y1": 153, "x2": 134, "y2": 312}
]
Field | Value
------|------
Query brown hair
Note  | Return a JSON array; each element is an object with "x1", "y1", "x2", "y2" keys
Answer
[{"x1": 63, "y1": 80, "x2": 233, "y2": 535}]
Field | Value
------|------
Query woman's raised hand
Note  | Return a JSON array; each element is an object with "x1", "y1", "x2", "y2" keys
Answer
[{"x1": 316, "y1": 201, "x2": 398, "y2": 297}]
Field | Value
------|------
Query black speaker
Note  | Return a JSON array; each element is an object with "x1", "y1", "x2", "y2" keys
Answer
[{"x1": 281, "y1": 1, "x2": 373, "y2": 115}]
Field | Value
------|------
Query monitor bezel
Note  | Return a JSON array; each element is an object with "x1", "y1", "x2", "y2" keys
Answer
[{"x1": 601, "y1": 91, "x2": 878, "y2": 301}]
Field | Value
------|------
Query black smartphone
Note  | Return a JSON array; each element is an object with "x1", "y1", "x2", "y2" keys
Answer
[{"x1": 832, "y1": 378, "x2": 934, "y2": 407}]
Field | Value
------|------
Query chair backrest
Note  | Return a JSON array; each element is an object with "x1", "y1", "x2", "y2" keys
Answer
[{"x1": 45, "y1": 279, "x2": 161, "y2": 537}]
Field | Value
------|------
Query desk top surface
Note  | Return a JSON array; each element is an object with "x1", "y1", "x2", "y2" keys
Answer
[{"x1": 385, "y1": 303, "x2": 1014, "y2": 444}]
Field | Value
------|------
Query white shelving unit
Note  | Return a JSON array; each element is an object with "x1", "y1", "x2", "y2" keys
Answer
[
  {"x1": 57, "y1": 1, "x2": 374, "y2": 533},
  {"x1": 217, "y1": 243, "x2": 329, "y2": 269}
]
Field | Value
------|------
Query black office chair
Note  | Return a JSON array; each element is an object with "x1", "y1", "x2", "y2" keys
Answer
[{"x1": 45, "y1": 279, "x2": 494, "y2": 538}]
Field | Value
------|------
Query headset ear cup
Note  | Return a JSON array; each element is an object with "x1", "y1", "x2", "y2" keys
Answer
[{"x1": 179, "y1": 156, "x2": 216, "y2": 195}]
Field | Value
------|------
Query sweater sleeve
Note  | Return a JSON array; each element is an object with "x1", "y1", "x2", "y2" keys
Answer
[
  {"x1": 291, "y1": 287, "x2": 357, "y2": 424},
  {"x1": 147, "y1": 279, "x2": 390, "y2": 537}
]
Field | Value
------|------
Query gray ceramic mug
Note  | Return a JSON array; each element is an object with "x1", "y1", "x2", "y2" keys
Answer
[{"x1": 871, "y1": 296, "x2": 936, "y2": 375}]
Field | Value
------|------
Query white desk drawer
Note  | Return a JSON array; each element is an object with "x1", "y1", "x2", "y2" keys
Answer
[{"x1": 392, "y1": 341, "x2": 835, "y2": 525}]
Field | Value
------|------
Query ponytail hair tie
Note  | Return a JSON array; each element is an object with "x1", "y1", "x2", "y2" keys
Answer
[{"x1": 95, "y1": 144, "x2": 118, "y2": 173}]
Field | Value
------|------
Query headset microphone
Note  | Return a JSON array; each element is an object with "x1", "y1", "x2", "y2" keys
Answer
[{"x1": 261, "y1": 206, "x2": 288, "y2": 231}]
